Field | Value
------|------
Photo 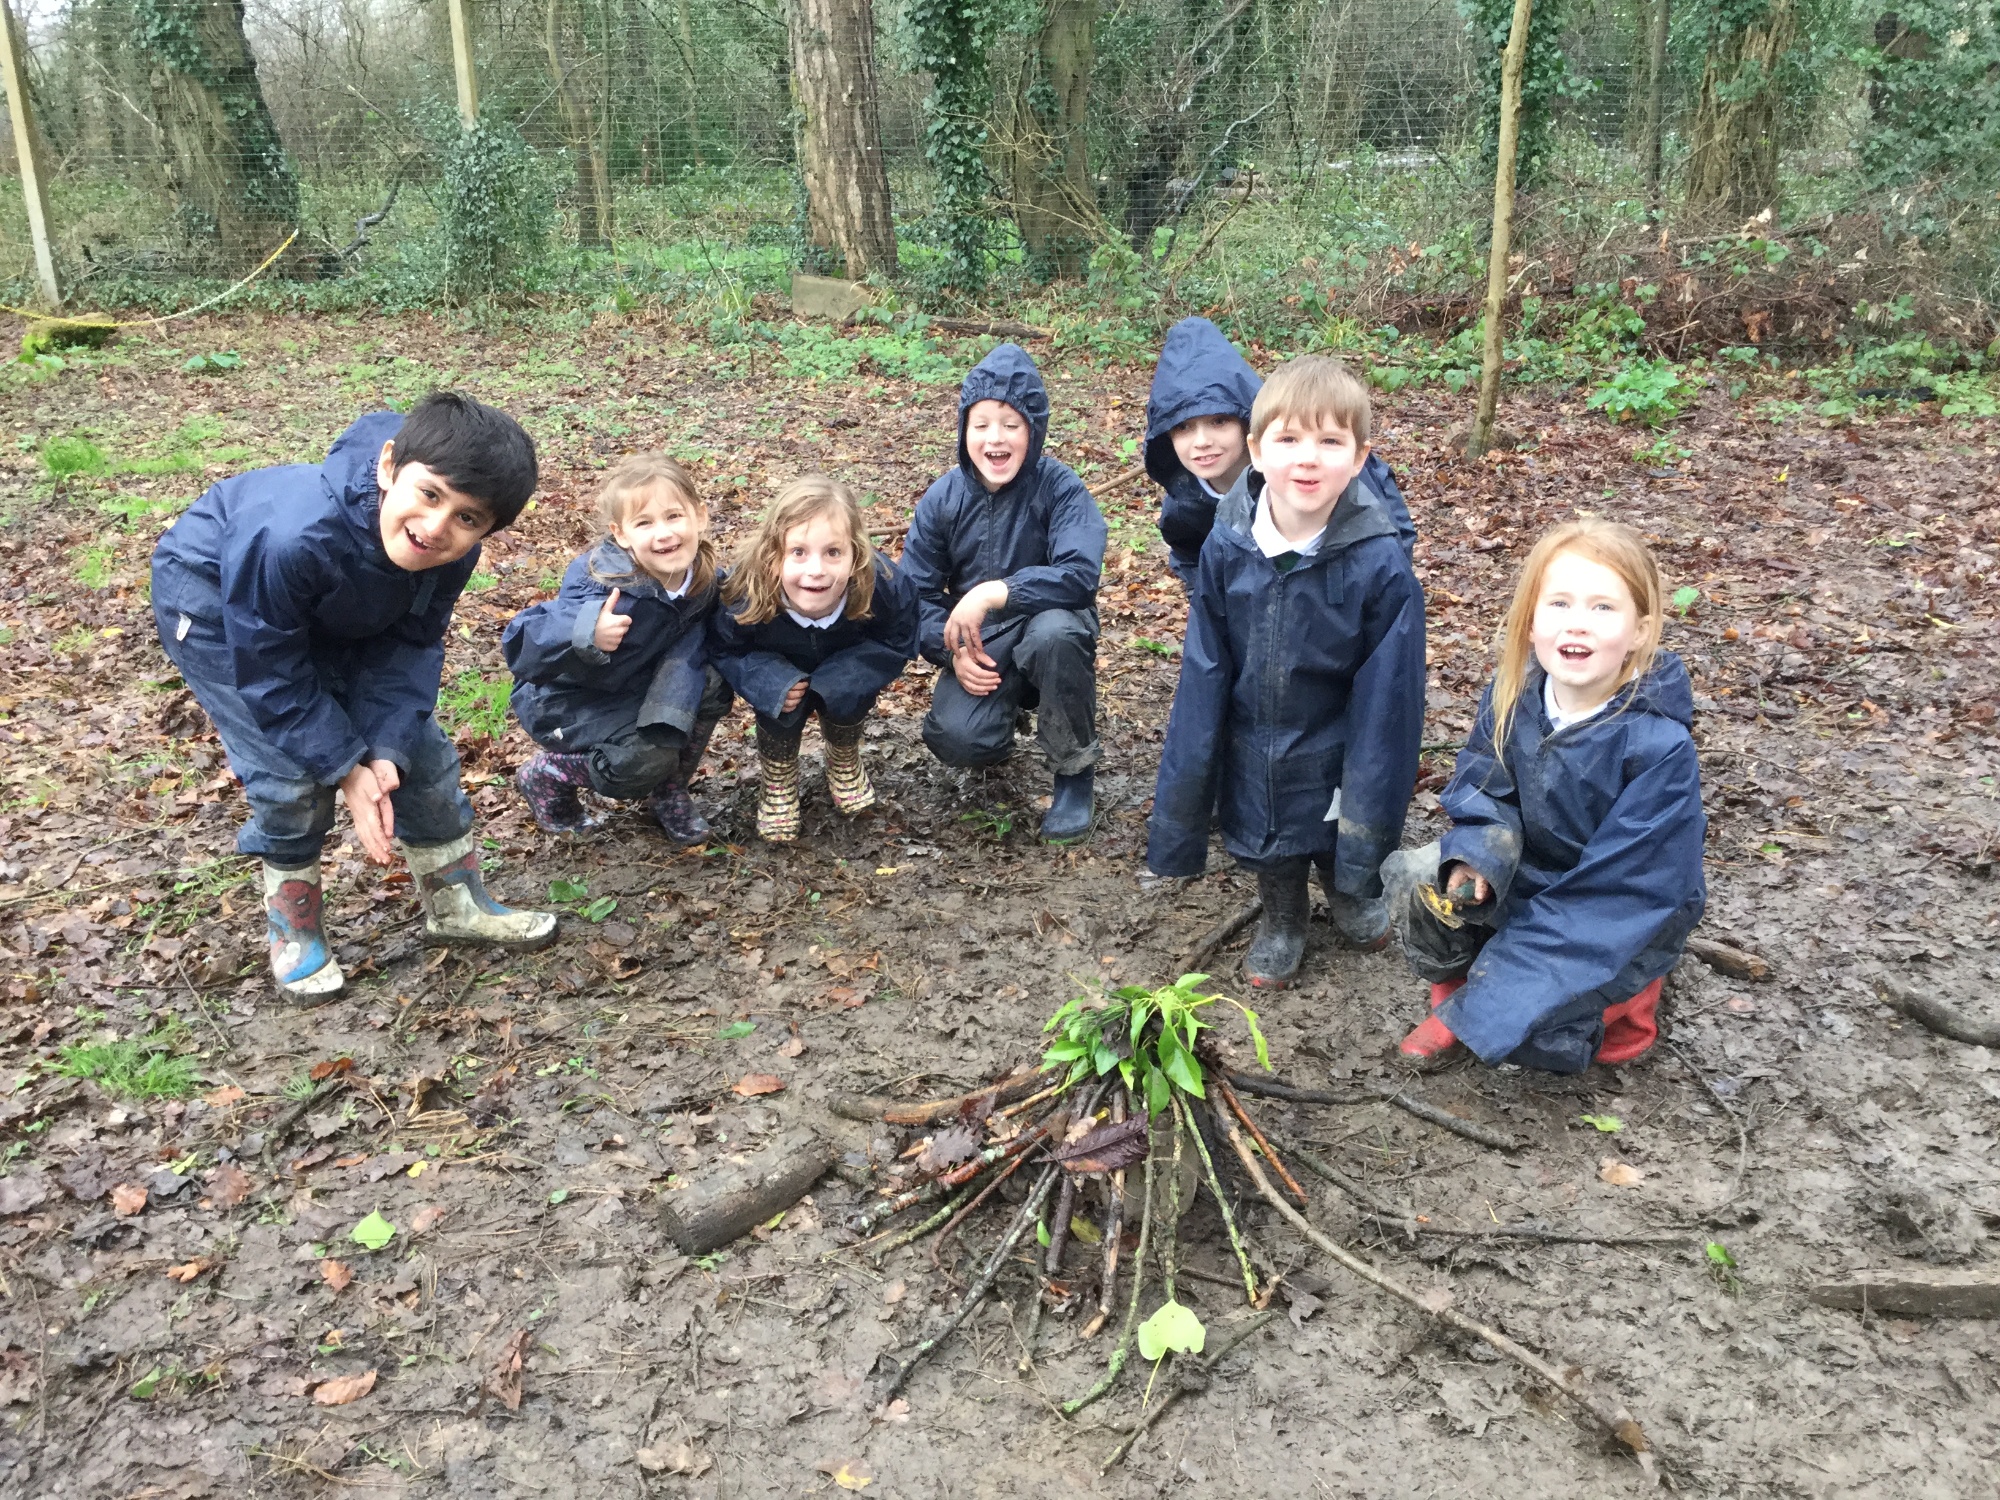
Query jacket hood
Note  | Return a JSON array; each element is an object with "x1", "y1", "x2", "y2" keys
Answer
[
  {"x1": 1144, "y1": 318, "x2": 1262, "y2": 486},
  {"x1": 324, "y1": 411, "x2": 404, "y2": 550},
  {"x1": 1211, "y1": 464, "x2": 1400, "y2": 562},
  {"x1": 957, "y1": 343, "x2": 1050, "y2": 490},
  {"x1": 1531, "y1": 650, "x2": 1695, "y2": 730}
]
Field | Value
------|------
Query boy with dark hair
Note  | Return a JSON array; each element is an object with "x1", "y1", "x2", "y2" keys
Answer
[
  {"x1": 1146, "y1": 356, "x2": 1426, "y2": 990},
  {"x1": 1145, "y1": 317, "x2": 1418, "y2": 589},
  {"x1": 901, "y1": 344, "x2": 1107, "y2": 843},
  {"x1": 151, "y1": 391, "x2": 557, "y2": 1001}
]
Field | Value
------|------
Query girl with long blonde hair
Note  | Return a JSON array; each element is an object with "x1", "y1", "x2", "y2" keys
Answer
[
  {"x1": 503, "y1": 453, "x2": 733, "y2": 843},
  {"x1": 712, "y1": 475, "x2": 918, "y2": 841},
  {"x1": 1398, "y1": 519, "x2": 1706, "y2": 1071}
]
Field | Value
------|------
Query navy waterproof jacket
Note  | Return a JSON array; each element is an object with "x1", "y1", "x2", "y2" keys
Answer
[
  {"x1": 1437, "y1": 653, "x2": 1707, "y2": 1068},
  {"x1": 709, "y1": 555, "x2": 920, "y2": 722},
  {"x1": 1144, "y1": 318, "x2": 1416, "y2": 578},
  {"x1": 901, "y1": 344, "x2": 1106, "y2": 667},
  {"x1": 1146, "y1": 469, "x2": 1426, "y2": 895},
  {"x1": 151, "y1": 412, "x2": 472, "y2": 786},
  {"x1": 503, "y1": 542, "x2": 719, "y2": 749}
]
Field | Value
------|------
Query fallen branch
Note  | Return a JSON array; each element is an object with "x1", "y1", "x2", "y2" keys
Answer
[
  {"x1": 1221, "y1": 1117, "x2": 1661, "y2": 1482},
  {"x1": 831, "y1": 1067, "x2": 1047, "y2": 1126},
  {"x1": 1685, "y1": 934, "x2": 1771, "y2": 982},
  {"x1": 1877, "y1": 977, "x2": 2000, "y2": 1049},
  {"x1": 927, "y1": 316, "x2": 1051, "y2": 339},
  {"x1": 1224, "y1": 1072, "x2": 1523, "y2": 1154},
  {"x1": 1089, "y1": 464, "x2": 1147, "y2": 499},
  {"x1": 1182, "y1": 899, "x2": 1262, "y2": 975}
]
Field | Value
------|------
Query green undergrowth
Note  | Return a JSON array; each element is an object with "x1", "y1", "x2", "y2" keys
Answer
[{"x1": 52, "y1": 1019, "x2": 201, "y2": 1100}]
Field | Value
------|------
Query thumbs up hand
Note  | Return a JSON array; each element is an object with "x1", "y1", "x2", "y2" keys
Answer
[{"x1": 592, "y1": 588, "x2": 631, "y2": 653}]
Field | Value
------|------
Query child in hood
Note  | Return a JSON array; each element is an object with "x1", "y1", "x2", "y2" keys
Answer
[
  {"x1": 711, "y1": 475, "x2": 918, "y2": 842},
  {"x1": 1145, "y1": 317, "x2": 1416, "y2": 589},
  {"x1": 1146, "y1": 356, "x2": 1426, "y2": 989},
  {"x1": 902, "y1": 343, "x2": 1107, "y2": 843},
  {"x1": 503, "y1": 454, "x2": 733, "y2": 844},
  {"x1": 1398, "y1": 520, "x2": 1706, "y2": 1072},
  {"x1": 151, "y1": 392, "x2": 556, "y2": 1000}
]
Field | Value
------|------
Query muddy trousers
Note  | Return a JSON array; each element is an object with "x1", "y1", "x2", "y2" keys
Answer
[
  {"x1": 156, "y1": 604, "x2": 472, "y2": 868},
  {"x1": 550, "y1": 668, "x2": 734, "y2": 800},
  {"x1": 1402, "y1": 884, "x2": 1661, "y2": 1075},
  {"x1": 751, "y1": 688, "x2": 875, "y2": 758},
  {"x1": 921, "y1": 607, "x2": 1101, "y2": 776}
]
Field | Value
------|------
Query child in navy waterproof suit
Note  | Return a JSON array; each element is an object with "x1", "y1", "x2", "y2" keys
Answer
[
  {"x1": 901, "y1": 344, "x2": 1107, "y2": 843},
  {"x1": 1147, "y1": 356, "x2": 1426, "y2": 990},
  {"x1": 504, "y1": 453, "x2": 733, "y2": 845},
  {"x1": 150, "y1": 392, "x2": 557, "y2": 1001},
  {"x1": 1397, "y1": 521, "x2": 1705, "y2": 1072},
  {"x1": 1145, "y1": 316, "x2": 1416, "y2": 590},
  {"x1": 711, "y1": 475, "x2": 918, "y2": 842}
]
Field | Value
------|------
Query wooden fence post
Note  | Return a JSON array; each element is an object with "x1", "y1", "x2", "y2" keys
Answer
[
  {"x1": 0, "y1": 0, "x2": 59, "y2": 308},
  {"x1": 447, "y1": 0, "x2": 479, "y2": 129},
  {"x1": 1468, "y1": 0, "x2": 1534, "y2": 460}
]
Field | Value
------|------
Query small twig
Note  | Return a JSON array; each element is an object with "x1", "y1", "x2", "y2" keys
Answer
[
  {"x1": 830, "y1": 1066, "x2": 1046, "y2": 1126},
  {"x1": 1098, "y1": 1309, "x2": 1279, "y2": 1472},
  {"x1": 1223, "y1": 1117, "x2": 1662, "y2": 1482},
  {"x1": 1182, "y1": 899, "x2": 1262, "y2": 975},
  {"x1": 879, "y1": 1165, "x2": 1059, "y2": 1400},
  {"x1": 1876, "y1": 976, "x2": 2000, "y2": 1048},
  {"x1": 1188, "y1": 1099, "x2": 1259, "y2": 1304},
  {"x1": 859, "y1": 1175, "x2": 981, "y2": 1261},
  {"x1": 1225, "y1": 1072, "x2": 1524, "y2": 1154},
  {"x1": 1089, "y1": 464, "x2": 1147, "y2": 499},
  {"x1": 1215, "y1": 1075, "x2": 1306, "y2": 1204},
  {"x1": 1064, "y1": 1103, "x2": 1154, "y2": 1416},
  {"x1": 930, "y1": 1125, "x2": 1055, "y2": 1267},
  {"x1": 1082, "y1": 1091, "x2": 1128, "y2": 1340}
]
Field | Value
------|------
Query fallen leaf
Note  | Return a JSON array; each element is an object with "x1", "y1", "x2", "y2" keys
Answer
[
  {"x1": 1418, "y1": 1286, "x2": 1456, "y2": 1313},
  {"x1": 484, "y1": 1328, "x2": 529, "y2": 1411},
  {"x1": 334, "y1": 1154, "x2": 368, "y2": 1169},
  {"x1": 311, "y1": 1369, "x2": 377, "y2": 1406},
  {"x1": 1599, "y1": 1157, "x2": 1645, "y2": 1187},
  {"x1": 165, "y1": 1258, "x2": 215, "y2": 1282},
  {"x1": 636, "y1": 1442, "x2": 712, "y2": 1476},
  {"x1": 816, "y1": 1458, "x2": 874, "y2": 1490},
  {"x1": 309, "y1": 1057, "x2": 355, "y2": 1083},
  {"x1": 350, "y1": 1211, "x2": 396, "y2": 1250},
  {"x1": 321, "y1": 1259, "x2": 354, "y2": 1291},
  {"x1": 201, "y1": 1085, "x2": 246, "y2": 1107},
  {"x1": 882, "y1": 1280, "x2": 905, "y2": 1305},
  {"x1": 207, "y1": 1162, "x2": 254, "y2": 1209},
  {"x1": 1136, "y1": 1299, "x2": 1205, "y2": 1360},
  {"x1": 875, "y1": 1397, "x2": 910, "y2": 1423},
  {"x1": 777, "y1": 1035, "x2": 805, "y2": 1059},
  {"x1": 110, "y1": 1182, "x2": 148, "y2": 1217},
  {"x1": 732, "y1": 1073, "x2": 785, "y2": 1097},
  {"x1": 0, "y1": 1173, "x2": 51, "y2": 1216},
  {"x1": 0, "y1": 1349, "x2": 37, "y2": 1405},
  {"x1": 915, "y1": 1123, "x2": 978, "y2": 1175},
  {"x1": 1052, "y1": 1116, "x2": 1149, "y2": 1175},
  {"x1": 410, "y1": 1204, "x2": 446, "y2": 1235}
]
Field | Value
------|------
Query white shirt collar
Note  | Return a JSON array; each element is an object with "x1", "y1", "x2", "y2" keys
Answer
[
  {"x1": 1198, "y1": 476, "x2": 1228, "y2": 501},
  {"x1": 785, "y1": 595, "x2": 847, "y2": 630},
  {"x1": 1543, "y1": 674, "x2": 1611, "y2": 732},
  {"x1": 658, "y1": 573, "x2": 690, "y2": 601},
  {"x1": 1251, "y1": 491, "x2": 1325, "y2": 560}
]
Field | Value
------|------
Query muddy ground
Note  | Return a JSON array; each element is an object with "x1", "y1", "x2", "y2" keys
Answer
[{"x1": 0, "y1": 313, "x2": 1996, "y2": 1498}]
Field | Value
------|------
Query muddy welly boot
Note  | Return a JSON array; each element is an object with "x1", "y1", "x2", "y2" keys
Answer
[
  {"x1": 264, "y1": 861, "x2": 344, "y2": 1001},
  {"x1": 515, "y1": 751, "x2": 598, "y2": 834},
  {"x1": 1040, "y1": 768, "x2": 1095, "y2": 844},
  {"x1": 757, "y1": 744, "x2": 802, "y2": 843},
  {"x1": 821, "y1": 715, "x2": 876, "y2": 816},
  {"x1": 1244, "y1": 867, "x2": 1311, "y2": 990},
  {"x1": 650, "y1": 714, "x2": 722, "y2": 844},
  {"x1": 404, "y1": 835, "x2": 558, "y2": 949},
  {"x1": 1400, "y1": 978, "x2": 1465, "y2": 1060},
  {"x1": 1595, "y1": 977, "x2": 1664, "y2": 1065}
]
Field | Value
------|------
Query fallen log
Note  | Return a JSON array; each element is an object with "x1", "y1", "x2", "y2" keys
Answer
[
  {"x1": 1877, "y1": 977, "x2": 2000, "y2": 1049},
  {"x1": 829, "y1": 1067, "x2": 1046, "y2": 1126},
  {"x1": 1810, "y1": 1267, "x2": 2000, "y2": 1320},
  {"x1": 657, "y1": 1127, "x2": 834, "y2": 1256},
  {"x1": 1684, "y1": 935, "x2": 1771, "y2": 982}
]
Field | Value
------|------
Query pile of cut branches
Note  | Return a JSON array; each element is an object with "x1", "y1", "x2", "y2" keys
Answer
[{"x1": 834, "y1": 974, "x2": 1664, "y2": 1480}]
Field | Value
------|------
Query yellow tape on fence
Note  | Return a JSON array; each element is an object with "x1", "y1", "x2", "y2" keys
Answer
[{"x1": 0, "y1": 230, "x2": 300, "y2": 329}]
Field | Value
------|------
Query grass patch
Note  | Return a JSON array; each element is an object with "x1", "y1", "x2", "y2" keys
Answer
[
  {"x1": 73, "y1": 541, "x2": 117, "y2": 590},
  {"x1": 52, "y1": 1022, "x2": 200, "y2": 1100},
  {"x1": 43, "y1": 435, "x2": 108, "y2": 479},
  {"x1": 438, "y1": 668, "x2": 510, "y2": 739}
]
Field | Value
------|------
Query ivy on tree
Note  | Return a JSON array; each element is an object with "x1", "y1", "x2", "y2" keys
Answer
[
  {"x1": 907, "y1": 0, "x2": 998, "y2": 289},
  {"x1": 1460, "y1": 0, "x2": 1571, "y2": 188}
]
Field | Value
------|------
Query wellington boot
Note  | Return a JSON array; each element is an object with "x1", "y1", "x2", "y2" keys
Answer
[
  {"x1": 757, "y1": 748, "x2": 802, "y2": 843},
  {"x1": 647, "y1": 779, "x2": 711, "y2": 845},
  {"x1": 1399, "y1": 978, "x2": 1466, "y2": 1060},
  {"x1": 1040, "y1": 768, "x2": 1095, "y2": 844},
  {"x1": 516, "y1": 751, "x2": 599, "y2": 834},
  {"x1": 404, "y1": 835, "x2": 558, "y2": 949},
  {"x1": 1595, "y1": 977, "x2": 1664, "y2": 1065},
  {"x1": 1244, "y1": 868, "x2": 1310, "y2": 990},
  {"x1": 822, "y1": 717, "x2": 876, "y2": 815},
  {"x1": 264, "y1": 861, "x2": 344, "y2": 1003}
]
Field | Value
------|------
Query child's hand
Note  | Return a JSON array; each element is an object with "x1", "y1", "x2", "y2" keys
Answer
[
  {"x1": 781, "y1": 678, "x2": 809, "y2": 713},
  {"x1": 1442, "y1": 862, "x2": 1490, "y2": 906},
  {"x1": 592, "y1": 588, "x2": 631, "y2": 653},
  {"x1": 340, "y1": 758, "x2": 400, "y2": 865},
  {"x1": 952, "y1": 649, "x2": 1002, "y2": 696},
  {"x1": 942, "y1": 580, "x2": 1009, "y2": 658}
]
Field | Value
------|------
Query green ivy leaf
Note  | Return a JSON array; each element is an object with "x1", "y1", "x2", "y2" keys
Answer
[
  {"x1": 716, "y1": 1020, "x2": 757, "y2": 1040},
  {"x1": 1136, "y1": 1299, "x2": 1206, "y2": 1361},
  {"x1": 549, "y1": 877, "x2": 588, "y2": 904},
  {"x1": 1578, "y1": 1113, "x2": 1624, "y2": 1133},
  {"x1": 1672, "y1": 585, "x2": 1701, "y2": 616},
  {"x1": 129, "y1": 1365, "x2": 165, "y2": 1400},
  {"x1": 350, "y1": 1211, "x2": 396, "y2": 1252},
  {"x1": 581, "y1": 896, "x2": 618, "y2": 923}
]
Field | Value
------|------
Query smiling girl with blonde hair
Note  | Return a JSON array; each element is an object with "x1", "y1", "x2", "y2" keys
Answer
[{"x1": 1398, "y1": 519, "x2": 1705, "y2": 1071}]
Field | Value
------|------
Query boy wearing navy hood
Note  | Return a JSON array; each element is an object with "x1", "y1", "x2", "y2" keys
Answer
[
  {"x1": 1145, "y1": 317, "x2": 1417, "y2": 588},
  {"x1": 902, "y1": 344, "x2": 1107, "y2": 842},
  {"x1": 152, "y1": 392, "x2": 557, "y2": 1001},
  {"x1": 1146, "y1": 356, "x2": 1426, "y2": 990}
]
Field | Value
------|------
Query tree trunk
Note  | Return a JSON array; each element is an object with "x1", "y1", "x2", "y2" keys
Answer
[
  {"x1": 132, "y1": 0, "x2": 300, "y2": 269},
  {"x1": 1469, "y1": 0, "x2": 1533, "y2": 460},
  {"x1": 1684, "y1": 0, "x2": 1794, "y2": 222},
  {"x1": 1005, "y1": 0, "x2": 1097, "y2": 281},
  {"x1": 788, "y1": 0, "x2": 897, "y2": 278},
  {"x1": 1642, "y1": 0, "x2": 1671, "y2": 219},
  {"x1": 545, "y1": 0, "x2": 612, "y2": 249},
  {"x1": 674, "y1": 0, "x2": 703, "y2": 168}
]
